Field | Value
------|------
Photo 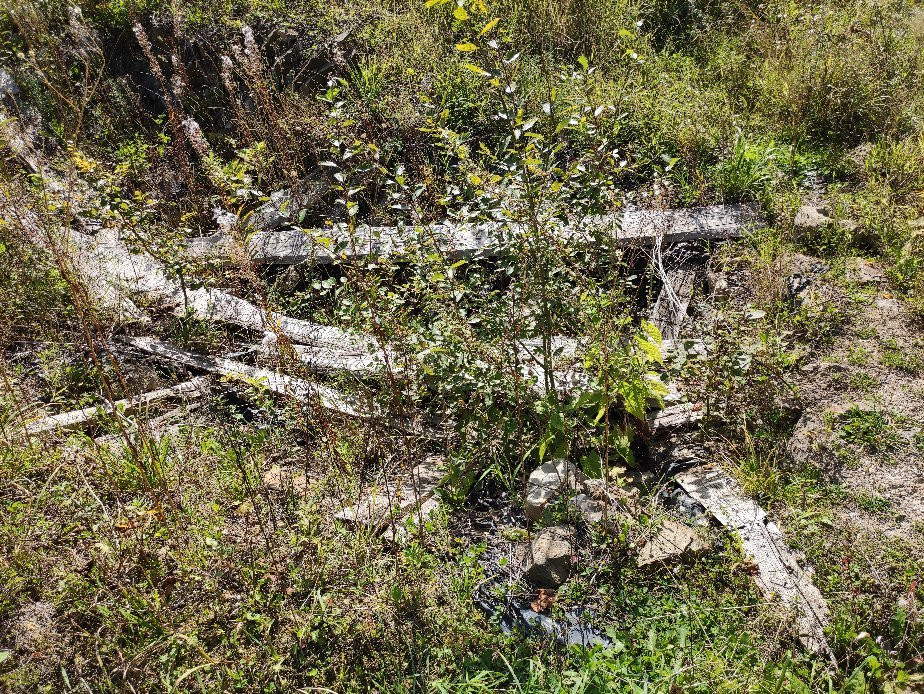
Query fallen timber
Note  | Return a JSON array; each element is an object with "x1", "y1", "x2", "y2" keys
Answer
[
  {"x1": 650, "y1": 262, "x2": 699, "y2": 341},
  {"x1": 675, "y1": 466, "x2": 834, "y2": 660},
  {"x1": 185, "y1": 204, "x2": 761, "y2": 266},
  {"x1": 21, "y1": 377, "x2": 208, "y2": 437},
  {"x1": 123, "y1": 336, "x2": 371, "y2": 419}
]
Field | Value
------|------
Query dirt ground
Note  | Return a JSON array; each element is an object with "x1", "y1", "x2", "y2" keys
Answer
[{"x1": 785, "y1": 254, "x2": 924, "y2": 543}]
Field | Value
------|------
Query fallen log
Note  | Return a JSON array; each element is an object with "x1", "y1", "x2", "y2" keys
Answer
[
  {"x1": 123, "y1": 336, "x2": 371, "y2": 419},
  {"x1": 21, "y1": 377, "x2": 208, "y2": 436},
  {"x1": 185, "y1": 204, "x2": 762, "y2": 266},
  {"x1": 674, "y1": 466, "x2": 833, "y2": 659}
]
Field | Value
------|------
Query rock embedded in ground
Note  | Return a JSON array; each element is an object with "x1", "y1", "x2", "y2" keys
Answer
[
  {"x1": 637, "y1": 517, "x2": 708, "y2": 567},
  {"x1": 851, "y1": 258, "x2": 887, "y2": 284},
  {"x1": 525, "y1": 459, "x2": 587, "y2": 521},
  {"x1": 570, "y1": 493, "x2": 607, "y2": 524},
  {"x1": 525, "y1": 525, "x2": 575, "y2": 587},
  {"x1": 794, "y1": 204, "x2": 834, "y2": 234}
]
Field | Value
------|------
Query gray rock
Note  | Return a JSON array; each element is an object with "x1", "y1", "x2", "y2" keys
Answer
[
  {"x1": 570, "y1": 493, "x2": 606, "y2": 524},
  {"x1": 525, "y1": 459, "x2": 586, "y2": 521},
  {"x1": 637, "y1": 518, "x2": 708, "y2": 567},
  {"x1": 794, "y1": 205, "x2": 833, "y2": 233},
  {"x1": 851, "y1": 258, "x2": 887, "y2": 284},
  {"x1": 786, "y1": 273, "x2": 813, "y2": 303},
  {"x1": 525, "y1": 525, "x2": 575, "y2": 587},
  {"x1": 706, "y1": 271, "x2": 730, "y2": 302}
]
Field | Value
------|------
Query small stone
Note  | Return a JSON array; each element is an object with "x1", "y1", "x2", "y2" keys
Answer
[
  {"x1": 706, "y1": 271, "x2": 730, "y2": 302},
  {"x1": 525, "y1": 525, "x2": 575, "y2": 587},
  {"x1": 746, "y1": 308, "x2": 766, "y2": 320},
  {"x1": 852, "y1": 258, "x2": 887, "y2": 284},
  {"x1": 571, "y1": 493, "x2": 606, "y2": 524},
  {"x1": 524, "y1": 459, "x2": 586, "y2": 521},
  {"x1": 786, "y1": 273, "x2": 813, "y2": 303},
  {"x1": 637, "y1": 518, "x2": 708, "y2": 567},
  {"x1": 263, "y1": 465, "x2": 311, "y2": 494},
  {"x1": 793, "y1": 205, "x2": 833, "y2": 234}
]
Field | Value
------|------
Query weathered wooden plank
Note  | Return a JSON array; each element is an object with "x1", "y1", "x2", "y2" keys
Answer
[
  {"x1": 646, "y1": 402, "x2": 704, "y2": 432},
  {"x1": 650, "y1": 264, "x2": 698, "y2": 341},
  {"x1": 674, "y1": 467, "x2": 833, "y2": 659},
  {"x1": 22, "y1": 377, "x2": 208, "y2": 436},
  {"x1": 123, "y1": 336, "x2": 370, "y2": 419},
  {"x1": 185, "y1": 204, "x2": 762, "y2": 266}
]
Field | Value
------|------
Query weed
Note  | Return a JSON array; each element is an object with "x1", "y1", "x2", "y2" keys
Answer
[
  {"x1": 838, "y1": 407, "x2": 899, "y2": 453},
  {"x1": 880, "y1": 338, "x2": 924, "y2": 375},
  {"x1": 856, "y1": 492, "x2": 893, "y2": 515}
]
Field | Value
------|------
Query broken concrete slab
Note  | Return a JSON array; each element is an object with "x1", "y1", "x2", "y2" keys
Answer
[
  {"x1": 525, "y1": 525, "x2": 575, "y2": 587},
  {"x1": 675, "y1": 466, "x2": 833, "y2": 659},
  {"x1": 646, "y1": 402, "x2": 704, "y2": 432},
  {"x1": 185, "y1": 204, "x2": 763, "y2": 266}
]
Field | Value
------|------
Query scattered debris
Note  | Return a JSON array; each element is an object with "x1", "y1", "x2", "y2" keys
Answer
[
  {"x1": 124, "y1": 336, "x2": 370, "y2": 419},
  {"x1": 674, "y1": 467, "x2": 833, "y2": 659},
  {"x1": 525, "y1": 525, "x2": 575, "y2": 587},
  {"x1": 335, "y1": 455, "x2": 445, "y2": 540},
  {"x1": 524, "y1": 459, "x2": 587, "y2": 521},
  {"x1": 21, "y1": 377, "x2": 208, "y2": 437},
  {"x1": 473, "y1": 583, "x2": 610, "y2": 648}
]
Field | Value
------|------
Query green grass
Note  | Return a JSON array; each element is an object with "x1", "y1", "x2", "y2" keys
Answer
[
  {"x1": 1, "y1": 0, "x2": 924, "y2": 689},
  {"x1": 838, "y1": 407, "x2": 900, "y2": 453}
]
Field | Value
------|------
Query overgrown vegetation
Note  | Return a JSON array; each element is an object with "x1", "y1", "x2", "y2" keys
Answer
[{"x1": 1, "y1": 0, "x2": 923, "y2": 690}]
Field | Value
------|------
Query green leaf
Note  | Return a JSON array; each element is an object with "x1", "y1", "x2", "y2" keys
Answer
[
  {"x1": 619, "y1": 380, "x2": 648, "y2": 421},
  {"x1": 425, "y1": 0, "x2": 449, "y2": 7},
  {"x1": 640, "y1": 319, "x2": 662, "y2": 344},
  {"x1": 453, "y1": 6, "x2": 468, "y2": 20},
  {"x1": 462, "y1": 63, "x2": 489, "y2": 76},
  {"x1": 635, "y1": 334, "x2": 663, "y2": 365},
  {"x1": 577, "y1": 55, "x2": 589, "y2": 71},
  {"x1": 479, "y1": 17, "x2": 500, "y2": 35},
  {"x1": 455, "y1": 42, "x2": 478, "y2": 52}
]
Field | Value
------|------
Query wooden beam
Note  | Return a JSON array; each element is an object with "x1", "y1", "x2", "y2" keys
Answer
[
  {"x1": 185, "y1": 204, "x2": 762, "y2": 266},
  {"x1": 123, "y1": 336, "x2": 371, "y2": 419},
  {"x1": 675, "y1": 467, "x2": 833, "y2": 660},
  {"x1": 650, "y1": 263, "x2": 698, "y2": 341},
  {"x1": 21, "y1": 377, "x2": 208, "y2": 436}
]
